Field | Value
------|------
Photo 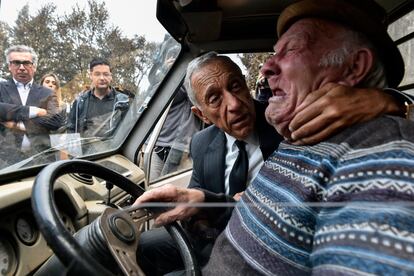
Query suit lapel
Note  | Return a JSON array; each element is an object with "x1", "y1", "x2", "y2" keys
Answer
[
  {"x1": 3, "y1": 80, "x2": 22, "y2": 105},
  {"x1": 204, "y1": 130, "x2": 226, "y2": 193},
  {"x1": 26, "y1": 84, "x2": 40, "y2": 106}
]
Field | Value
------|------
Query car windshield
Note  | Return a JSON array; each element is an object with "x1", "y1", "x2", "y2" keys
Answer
[{"x1": 0, "y1": 0, "x2": 180, "y2": 175}]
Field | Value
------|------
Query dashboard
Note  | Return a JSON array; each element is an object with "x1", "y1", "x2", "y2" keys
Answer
[{"x1": 0, "y1": 155, "x2": 145, "y2": 276}]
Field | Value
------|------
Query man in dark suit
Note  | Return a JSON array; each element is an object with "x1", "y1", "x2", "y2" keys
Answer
[
  {"x1": 138, "y1": 54, "x2": 282, "y2": 275},
  {"x1": 0, "y1": 45, "x2": 61, "y2": 167},
  {"x1": 137, "y1": 52, "x2": 411, "y2": 275},
  {"x1": 189, "y1": 99, "x2": 279, "y2": 181},
  {"x1": 186, "y1": 68, "x2": 281, "y2": 208}
]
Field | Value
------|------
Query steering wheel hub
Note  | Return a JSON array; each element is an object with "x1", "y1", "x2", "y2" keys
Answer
[{"x1": 109, "y1": 215, "x2": 135, "y2": 243}]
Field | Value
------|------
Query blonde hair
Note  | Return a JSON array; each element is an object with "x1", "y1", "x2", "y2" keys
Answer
[{"x1": 40, "y1": 73, "x2": 63, "y2": 107}]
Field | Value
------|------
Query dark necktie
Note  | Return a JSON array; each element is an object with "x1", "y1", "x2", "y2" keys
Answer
[{"x1": 229, "y1": 140, "x2": 248, "y2": 196}]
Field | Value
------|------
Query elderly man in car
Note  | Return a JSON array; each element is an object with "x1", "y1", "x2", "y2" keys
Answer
[
  {"x1": 136, "y1": 0, "x2": 414, "y2": 274},
  {"x1": 205, "y1": 0, "x2": 414, "y2": 274}
]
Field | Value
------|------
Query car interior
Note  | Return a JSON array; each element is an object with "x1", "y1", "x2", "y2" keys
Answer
[{"x1": 0, "y1": 0, "x2": 413, "y2": 275}]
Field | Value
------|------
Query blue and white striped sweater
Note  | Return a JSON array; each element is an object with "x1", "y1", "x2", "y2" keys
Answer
[{"x1": 222, "y1": 116, "x2": 414, "y2": 275}]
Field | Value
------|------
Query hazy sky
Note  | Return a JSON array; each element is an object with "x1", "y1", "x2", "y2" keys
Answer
[{"x1": 0, "y1": 0, "x2": 167, "y2": 42}]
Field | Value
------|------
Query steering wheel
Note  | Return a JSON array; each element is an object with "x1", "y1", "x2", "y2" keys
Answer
[{"x1": 32, "y1": 159, "x2": 199, "y2": 275}]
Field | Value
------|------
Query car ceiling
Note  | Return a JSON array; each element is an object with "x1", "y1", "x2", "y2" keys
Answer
[{"x1": 158, "y1": 0, "x2": 414, "y2": 52}]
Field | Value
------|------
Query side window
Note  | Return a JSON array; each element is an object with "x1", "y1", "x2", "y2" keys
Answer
[
  {"x1": 146, "y1": 85, "x2": 202, "y2": 183},
  {"x1": 388, "y1": 10, "x2": 414, "y2": 93}
]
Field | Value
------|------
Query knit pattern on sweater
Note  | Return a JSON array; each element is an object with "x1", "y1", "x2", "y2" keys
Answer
[{"x1": 225, "y1": 116, "x2": 414, "y2": 275}]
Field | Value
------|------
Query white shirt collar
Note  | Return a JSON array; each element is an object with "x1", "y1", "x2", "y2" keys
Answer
[
  {"x1": 224, "y1": 131, "x2": 259, "y2": 151},
  {"x1": 13, "y1": 78, "x2": 33, "y2": 89}
]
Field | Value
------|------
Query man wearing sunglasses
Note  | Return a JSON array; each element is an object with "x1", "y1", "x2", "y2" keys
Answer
[{"x1": 0, "y1": 45, "x2": 62, "y2": 166}]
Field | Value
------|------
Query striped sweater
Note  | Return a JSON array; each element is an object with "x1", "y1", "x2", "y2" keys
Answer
[{"x1": 204, "y1": 116, "x2": 414, "y2": 275}]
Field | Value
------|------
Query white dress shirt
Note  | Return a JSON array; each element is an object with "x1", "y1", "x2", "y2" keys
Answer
[
  {"x1": 14, "y1": 79, "x2": 40, "y2": 118},
  {"x1": 14, "y1": 79, "x2": 35, "y2": 151},
  {"x1": 223, "y1": 131, "x2": 263, "y2": 195}
]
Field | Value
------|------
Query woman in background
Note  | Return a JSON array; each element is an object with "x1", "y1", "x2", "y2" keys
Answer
[
  {"x1": 40, "y1": 73, "x2": 68, "y2": 128},
  {"x1": 40, "y1": 73, "x2": 71, "y2": 160}
]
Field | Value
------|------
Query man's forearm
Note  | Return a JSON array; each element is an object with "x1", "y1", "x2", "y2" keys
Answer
[
  {"x1": 33, "y1": 113, "x2": 64, "y2": 131},
  {"x1": 0, "y1": 102, "x2": 30, "y2": 121}
]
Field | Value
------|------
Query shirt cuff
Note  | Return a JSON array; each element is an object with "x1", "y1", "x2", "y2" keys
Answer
[
  {"x1": 29, "y1": 106, "x2": 40, "y2": 118},
  {"x1": 17, "y1": 122, "x2": 26, "y2": 131}
]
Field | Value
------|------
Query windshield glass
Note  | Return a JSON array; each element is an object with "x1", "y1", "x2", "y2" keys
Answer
[{"x1": 0, "y1": 0, "x2": 180, "y2": 174}]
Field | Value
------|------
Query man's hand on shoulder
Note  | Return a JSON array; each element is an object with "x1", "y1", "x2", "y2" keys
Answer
[
  {"x1": 288, "y1": 83, "x2": 401, "y2": 145},
  {"x1": 134, "y1": 184, "x2": 205, "y2": 227}
]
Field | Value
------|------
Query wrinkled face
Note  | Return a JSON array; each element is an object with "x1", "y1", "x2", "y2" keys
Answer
[
  {"x1": 42, "y1": 76, "x2": 57, "y2": 91},
  {"x1": 8, "y1": 52, "x2": 36, "y2": 84},
  {"x1": 89, "y1": 64, "x2": 112, "y2": 90},
  {"x1": 261, "y1": 19, "x2": 347, "y2": 138},
  {"x1": 192, "y1": 59, "x2": 256, "y2": 140}
]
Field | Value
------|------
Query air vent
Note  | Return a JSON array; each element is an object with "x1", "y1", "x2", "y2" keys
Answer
[{"x1": 69, "y1": 173, "x2": 94, "y2": 185}]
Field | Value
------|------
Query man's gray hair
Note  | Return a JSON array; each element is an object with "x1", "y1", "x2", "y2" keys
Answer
[
  {"x1": 5, "y1": 45, "x2": 38, "y2": 66},
  {"x1": 319, "y1": 27, "x2": 387, "y2": 88},
  {"x1": 184, "y1": 51, "x2": 243, "y2": 108}
]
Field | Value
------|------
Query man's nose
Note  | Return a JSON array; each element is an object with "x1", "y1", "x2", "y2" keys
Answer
[
  {"x1": 225, "y1": 92, "x2": 242, "y2": 111},
  {"x1": 261, "y1": 56, "x2": 281, "y2": 79}
]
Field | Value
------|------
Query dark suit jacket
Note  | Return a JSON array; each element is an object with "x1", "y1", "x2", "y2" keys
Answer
[
  {"x1": 188, "y1": 100, "x2": 283, "y2": 194},
  {"x1": 0, "y1": 80, "x2": 62, "y2": 163},
  {"x1": 183, "y1": 100, "x2": 282, "y2": 248}
]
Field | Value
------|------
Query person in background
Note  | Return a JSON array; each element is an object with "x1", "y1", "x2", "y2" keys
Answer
[
  {"x1": 67, "y1": 58, "x2": 129, "y2": 138},
  {"x1": 0, "y1": 45, "x2": 62, "y2": 165},
  {"x1": 146, "y1": 34, "x2": 201, "y2": 182},
  {"x1": 254, "y1": 67, "x2": 272, "y2": 103},
  {"x1": 40, "y1": 72, "x2": 71, "y2": 159},
  {"x1": 149, "y1": 91, "x2": 198, "y2": 182},
  {"x1": 148, "y1": 85, "x2": 202, "y2": 181},
  {"x1": 40, "y1": 73, "x2": 68, "y2": 131}
]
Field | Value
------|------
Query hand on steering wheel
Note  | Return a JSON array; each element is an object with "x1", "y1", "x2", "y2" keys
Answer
[{"x1": 32, "y1": 159, "x2": 199, "y2": 275}]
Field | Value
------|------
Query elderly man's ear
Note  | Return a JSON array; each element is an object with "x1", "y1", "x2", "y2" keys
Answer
[
  {"x1": 341, "y1": 48, "x2": 374, "y2": 86},
  {"x1": 191, "y1": 106, "x2": 212, "y2": 124}
]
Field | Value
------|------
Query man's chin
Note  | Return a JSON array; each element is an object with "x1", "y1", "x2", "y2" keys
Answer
[
  {"x1": 231, "y1": 126, "x2": 254, "y2": 140},
  {"x1": 274, "y1": 122, "x2": 291, "y2": 140},
  {"x1": 16, "y1": 77, "x2": 29, "y2": 83}
]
